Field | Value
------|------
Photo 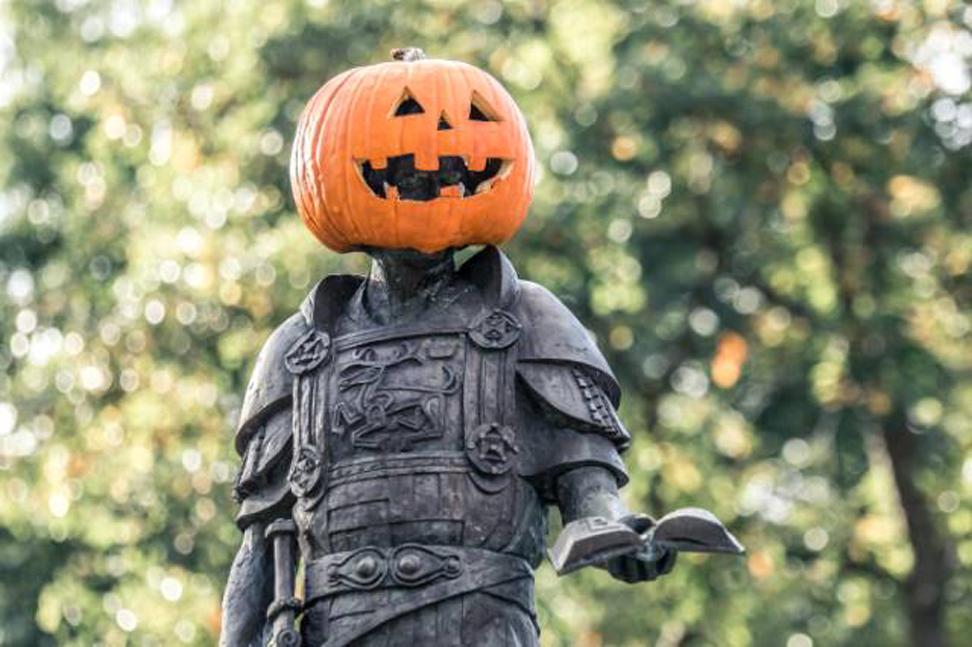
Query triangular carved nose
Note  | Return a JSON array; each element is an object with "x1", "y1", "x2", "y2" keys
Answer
[{"x1": 437, "y1": 112, "x2": 453, "y2": 131}]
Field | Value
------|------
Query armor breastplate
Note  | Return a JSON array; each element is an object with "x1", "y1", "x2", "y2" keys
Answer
[
  {"x1": 286, "y1": 298, "x2": 545, "y2": 564},
  {"x1": 329, "y1": 333, "x2": 465, "y2": 457}
]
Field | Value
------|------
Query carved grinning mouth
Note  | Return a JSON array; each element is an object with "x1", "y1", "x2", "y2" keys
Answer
[{"x1": 357, "y1": 154, "x2": 510, "y2": 201}]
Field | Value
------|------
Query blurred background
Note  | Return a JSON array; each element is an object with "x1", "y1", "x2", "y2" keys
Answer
[{"x1": 1, "y1": 0, "x2": 970, "y2": 645}]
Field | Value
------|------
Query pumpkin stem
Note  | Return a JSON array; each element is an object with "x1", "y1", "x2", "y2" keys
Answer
[{"x1": 391, "y1": 47, "x2": 427, "y2": 62}]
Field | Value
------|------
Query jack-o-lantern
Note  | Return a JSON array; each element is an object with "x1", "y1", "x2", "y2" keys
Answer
[{"x1": 290, "y1": 48, "x2": 536, "y2": 254}]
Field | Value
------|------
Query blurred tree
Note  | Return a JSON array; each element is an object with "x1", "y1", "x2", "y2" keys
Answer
[{"x1": 0, "y1": 1, "x2": 969, "y2": 646}]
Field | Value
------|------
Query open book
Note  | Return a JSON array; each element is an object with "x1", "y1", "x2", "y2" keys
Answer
[{"x1": 549, "y1": 507, "x2": 744, "y2": 576}]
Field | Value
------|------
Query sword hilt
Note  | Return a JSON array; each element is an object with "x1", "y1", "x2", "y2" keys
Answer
[{"x1": 265, "y1": 519, "x2": 301, "y2": 647}]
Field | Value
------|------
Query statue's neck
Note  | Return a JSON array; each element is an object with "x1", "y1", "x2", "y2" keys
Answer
[{"x1": 363, "y1": 248, "x2": 456, "y2": 324}]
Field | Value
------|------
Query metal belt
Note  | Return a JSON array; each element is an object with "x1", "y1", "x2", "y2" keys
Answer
[{"x1": 304, "y1": 544, "x2": 531, "y2": 602}]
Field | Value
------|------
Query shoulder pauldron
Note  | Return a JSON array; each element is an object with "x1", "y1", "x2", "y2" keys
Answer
[
  {"x1": 234, "y1": 312, "x2": 309, "y2": 455},
  {"x1": 516, "y1": 362, "x2": 630, "y2": 449},
  {"x1": 234, "y1": 274, "x2": 364, "y2": 455},
  {"x1": 513, "y1": 280, "x2": 630, "y2": 450}
]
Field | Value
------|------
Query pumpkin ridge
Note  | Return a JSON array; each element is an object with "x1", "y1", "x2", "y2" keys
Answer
[
  {"x1": 316, "y1": 78, "x2": 350, "y2": 250},
  {"x1": 318, "y1": 72, "x2": 360, "y2": 250},
  {"x1": 297, "y1": 70, "x2": 354, "y2": 249},
  {"x1": 364, "y1": 63, "x2": 394, "y2": 247},
  {"x1": 341, "y1": 69, "x2": 373, "y2": 247},
  {"x1": 457, "y1": 62, "x2": 482, "y2": 242},
  {"x1": 394, "y1": 63, "x2": 412, "y2": 249},
  {"x1": 441, "y1": 63, "x2": 459, "y2": 247}
]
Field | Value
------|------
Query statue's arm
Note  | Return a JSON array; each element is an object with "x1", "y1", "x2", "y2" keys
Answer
[
  {"x1": 513, "y1": 280, "x2": 677, "y2": 582},
  {"x1": 514, "y1": 355, "x2": 675, "y2": 583},
  {"x1": 223, "y1": 380, "x2": 296, "y2": 643},
  {"x1": 555, "y1": 465, "x2": 676, "y2": 583},
  {"x1": 221, "y1": 312, "x2": 307, "y2": 643},
  {"x1": 220, "y1": 523, "x2": 274, "y2": 647},
  {"x1": 555, "y1": 464, "x2": 629, "y2": 523}
]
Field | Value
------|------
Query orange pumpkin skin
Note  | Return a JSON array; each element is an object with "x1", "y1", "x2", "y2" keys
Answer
[{"x1": 290, "y1": 58, "x2": 536, "y2": 254}]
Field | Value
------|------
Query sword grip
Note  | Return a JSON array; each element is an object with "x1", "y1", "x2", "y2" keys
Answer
[
  {"x1": 270, "y1": 627, "x2": 300, "y2": 647},
  {"x1": 265, "y1": 519, "x2": 301, "y2": 647}
]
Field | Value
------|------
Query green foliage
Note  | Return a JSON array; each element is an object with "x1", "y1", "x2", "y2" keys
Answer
[{"x1": 1, "y1": 1, "x2": 969, "y2": 645}]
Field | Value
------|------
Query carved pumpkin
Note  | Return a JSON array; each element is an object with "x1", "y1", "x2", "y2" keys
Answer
[{"x1": 290, "y1": 50, "x2": 536, "y2": 254}]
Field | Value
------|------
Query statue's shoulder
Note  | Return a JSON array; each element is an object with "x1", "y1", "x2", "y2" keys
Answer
[
  {"x1": 458, "y1": 247, "x2": 629, "y2": 453},
  {"x1": 234, "y1": 312, "x2": 307, "y2": 454},
  {"x1": 512, "y1": 279, "x2": 629, "y2": 449},
  {"x1": 458, "y1": 247, "x2": 617, "y2": 400},
  {"x1": 235, "y1": 274, "x2": 364, "y2": 454},
  {"x1": 513, "y1": 280, "x2": 620, "y2": 402}
]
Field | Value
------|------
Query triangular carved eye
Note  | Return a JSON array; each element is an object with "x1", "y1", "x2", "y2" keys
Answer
[
  {"x1": 469, "y1": 91, "x2": 500, "y2": 122},
  {"x1": 393, "y1": 89, "x2": 424, "y2": 116}
]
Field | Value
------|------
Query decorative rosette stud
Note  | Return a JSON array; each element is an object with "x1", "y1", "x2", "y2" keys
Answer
[
  {"x1": 288, "y1": 446, "x2": 323, "y2": 498},
  {"x1": 469, "y1": 309, "x2": 521, "y2": 350},
  {"x1": 284, "y1": 328, "x2": 331, "y2": 375},
  {"x1": 466, "y1": 422, "x2": 518, "y2": 476}
]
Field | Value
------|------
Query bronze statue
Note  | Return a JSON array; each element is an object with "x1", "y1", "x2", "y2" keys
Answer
[{"x1": 221, "y1": 49, "x2": 741, "y2": 647}]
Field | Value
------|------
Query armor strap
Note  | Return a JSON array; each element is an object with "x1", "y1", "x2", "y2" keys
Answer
[
  {"x1": 287, "y1": 352, "x2": 332, "y2": 515},
  {"x1": 462, "y1": 308, "x2": 521, "y2": 490},
  {"x1": 303, "y1": 545, "x2": 534, "y2": 645}
]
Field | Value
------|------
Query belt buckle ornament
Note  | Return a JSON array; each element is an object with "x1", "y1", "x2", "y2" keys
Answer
[
  {"x1": 390, "y1": 545, "x2": 463, "y2": 587},
  {"x1": 326, "y1": 547, "x2": 387, "y2": 591},
  {"x1": 324, "y1": 545, "x2": 463, "y2": 593}
]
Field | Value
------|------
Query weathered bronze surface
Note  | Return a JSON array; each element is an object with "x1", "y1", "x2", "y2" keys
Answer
[{"x1": 219, "y1": 244, "x2": 744, "y2": 646}]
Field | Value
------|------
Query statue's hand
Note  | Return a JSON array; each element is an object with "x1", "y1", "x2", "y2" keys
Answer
[{"x1": 604, "y1": 513, "x2": 678, "y2": 583}]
